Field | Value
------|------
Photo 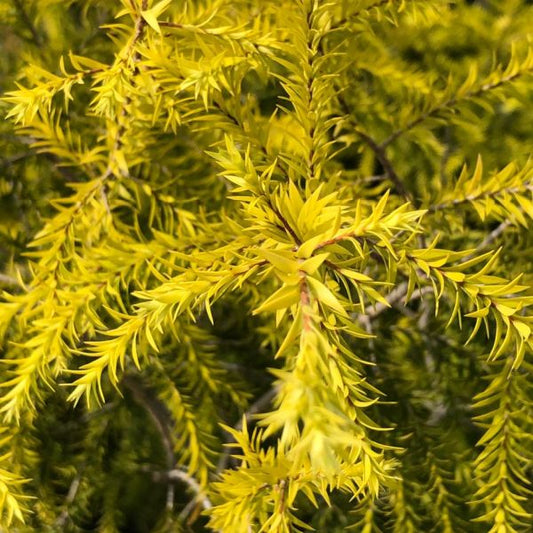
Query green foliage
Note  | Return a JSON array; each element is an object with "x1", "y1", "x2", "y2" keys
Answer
[{"x1": 0, "y1": 0, "x2": 532, "y2": 531}]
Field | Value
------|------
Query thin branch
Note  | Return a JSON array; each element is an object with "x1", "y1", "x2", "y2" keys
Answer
[
  {"x1": 209, "y1": 101, "x2": 301, "y2": 244},
  {"x1": 460, "y1": 219, "x2": 513, "y2": 263},
  {"x1": 0, "y1": 274, "x2": 19, "y2": 287},
  {"x1": 336, "y1": 93, "x2": 413, "y2": 203},
  {"x1": 428, "y1": 181, "x2": 533, "y2": 213},
  {"x1": 381, "y1": 68, "x2": 533, "y2": 149},
  {"x1": 54, "y1": 472, "x2": 82, "y2": 528},
  {"x1": 362, "y1": 282, "x2": 434, "y2": 320},
  {"x1": 477, "y1": 220, "x2": 512, "y2": 250},
  {"x1": 325, "y1": 25, "x2": 413, "y2": 203},
  {"x1": 237, "y1": 388, "x2": 278, "y2": 429},
  {"x1": 122, "y1": 375, "x2": 176, "y2": 510},
  {"x1": 12, "y1": 0, "x2": 42, "y2": 46},
  {"x1": 166, "y1": 469, "x2": 212, "y2": 510},
  {"x1": 216, "y1": 387, "x2": 278, "y2": 473},
  {"x1": 359, "y1": 174, "x2": 387, "y2": 183},
  {"x1": 271, "y1": 203, "x2": 302, "y2": 245},
  {"x1": 353, "y1": 126, "x2": 413, "y2": 203},
  {"x1": 149, "y1": 467, "x2": 213, "y2": 524},
  {"x1": 0, "y1": 152, "x2": 35, "y2": 168},
  {"x1": 133, "y1": 0, "x2": 149, "y2": 49},
  {"x1": 122, "y1": 375, "x2": 174, "y2": 467},
  {"x1": 329, "y1": 0, "x2": 393, "y2": 32}
]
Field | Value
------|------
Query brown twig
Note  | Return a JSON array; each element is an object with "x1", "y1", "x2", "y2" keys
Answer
[{"x1": 336, "y1": 93, "x2": 413, "y2": 203}]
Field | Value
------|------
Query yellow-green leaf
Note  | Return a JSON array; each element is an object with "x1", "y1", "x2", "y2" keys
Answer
[{"x1": 253, "y1": 285, "x2": 300, "y2": 315}]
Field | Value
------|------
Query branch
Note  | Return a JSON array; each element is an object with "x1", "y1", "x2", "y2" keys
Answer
[
  {"x1": 460, "y1": 220, "x2": 512, "y2": 264},
  {"x1": 362, "y1": 281, "x2": 434, "y2": 320},
  {"x1": 0, "y1": 152, "x2": 35, "y2": 168},
  {"x1": 122, "y1": 375, "x2": 176, "y2": 510},
  {"x1": 353, "y1": 126, "x2": 414, "y2": 203},
  {"x1": 336, "y1": 93, "x2": 413, "y2": 203},
  {"x1": 149, "y1": 467, "x2": 213, "y2": 524},
  {"x1": 477, "y1": 220, "x2": 512, "y2": 250},
  {"x1": 216, "y1": 387, "x2": 277, "y2": 473},
  {"x1": 165, "y1": 470, "x2": 212, "y2": 510},
  {"x1": 12, "y1": 0, "x2": 42, "y2": 46},
  {"x1": 54, "y1": 473, "x2": 82, "y2": 528},
  {"x1": 122, "y1": 375, "x2": 174, "y2": 467},
  {"x1": 381, "y1": 68, "x2": 533, "y2": 148},
  {"x1": 131, "y1": 0, "x2": 149, "y2": 53},
  {"x1": 428, "y1": 181, "x2": 533, "y2": 213},
  {"x1": 150, "y1": 467, "x2": 212, "y2": 514},
  {"x1": 329, "y1": 0, "x2": 393, "y2": 32},
  {"x1": 209, "y1": 102, "x2": 302, "y2": 244},
  {"x1": 0, "y1": 274, "x2": 20, "y2": 287}
]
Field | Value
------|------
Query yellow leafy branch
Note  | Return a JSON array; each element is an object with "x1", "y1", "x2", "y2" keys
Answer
[
  {"x1": 381, "y1": 46, "x2": 533, "y2": 148},
  {"x1": 429, "y1": 156, "x2": 533, "y2": 225}
]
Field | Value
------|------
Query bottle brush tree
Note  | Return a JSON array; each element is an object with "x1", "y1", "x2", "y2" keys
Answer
[{"x1": 0, "y1": 0, "x2": 533, "y2": 531}]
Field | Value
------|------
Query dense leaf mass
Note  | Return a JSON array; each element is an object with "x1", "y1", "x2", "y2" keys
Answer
[{"x1": 0, "y1": 0, "x2": 532, "y2": 531}]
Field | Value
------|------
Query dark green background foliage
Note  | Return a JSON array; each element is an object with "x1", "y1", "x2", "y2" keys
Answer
[{"x1": 0, "y1": 1, "x2": 532, "y2": 532}]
